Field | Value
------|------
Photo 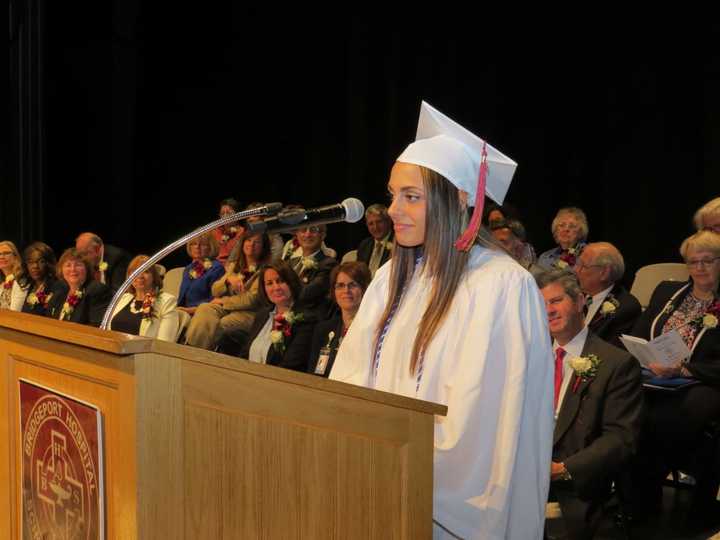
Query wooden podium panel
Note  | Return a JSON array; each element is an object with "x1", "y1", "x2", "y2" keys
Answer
[{"x1": 0, "y1": 311, "x2": 445, "y2": 539}]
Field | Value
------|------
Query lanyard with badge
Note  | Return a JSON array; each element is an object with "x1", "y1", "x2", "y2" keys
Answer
[{"x1": 315, "y1": 331, "x2": 337, "y2": 375}]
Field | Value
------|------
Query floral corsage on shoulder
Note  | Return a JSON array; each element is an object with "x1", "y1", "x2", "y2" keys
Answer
[
  {"x1": 569, "y1": 354, "x2": 601, "y2": 392},
  {"x1": 140, "y1": 292, "x2": 157, "y2": 320},
  {"x1": 221, "y1": 226, "x2": 239, "y2": 244},
  {"x1": 270, "y1": 310, "x2": 305, "y2": 353},
  {"x1": 555, "y1": 246, "x2": 580, "y2": 270},
  {"x1": 691, "y1": 299, "x2": 720, "y2": 330},
  {"x1": 3, "y1": 274, "x2": 15, "y2": 290},
  {"x1": 189, "y1": 259, "x2": 213, "y2": 279},
  {"x1": 59, "y1": 289, "x2": 84, "y2": 321},
  {"x1": 27, "y1": 288, "x2": 53, "y2": 309}
]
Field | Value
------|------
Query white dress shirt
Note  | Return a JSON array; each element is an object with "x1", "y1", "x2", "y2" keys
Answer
[
  {"x1": 553, "y1": 325, "x2": 589, "y2": 417},
  {"x1": 584, "y1": 284, "x2": 614, "y2": 325}
]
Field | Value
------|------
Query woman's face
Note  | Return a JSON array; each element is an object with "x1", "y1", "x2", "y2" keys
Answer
[
  {"x1": 189, "y1": 239, "x2": 212, "y2": 260},
  {"x1": 0, "y1": 243, "x2": 17, "y2": 273},
  {"x1": 62, "y1": 258, "x2": 87, "y2": 289},
  {"x1": 243, "y1": 235, "x2": 264, "y2": 261},
  {"x1": 702, "y1": 214, "x2": 720, "y2": 234},
  {"x1": 686, "y1": 248, "x2": 720, "y2": 291},
  {"x1": 334, "y1": 272, "x2": 364, "y2": 314},
  {"x1": 264, "y1": 269, "x2": 292, "y2": 308},
  {"x1": 26, "y1": 250, "x2": 48, "y2": 282},
  {"x1": 132, "y1": 270, "x2": 154, "y2": 294},
  {"x1": 553, "y1": 213, "x2": 583, "y2": 249},
  {"x1": 387, "y1": 162, "x2": 426, "y2": 247}
]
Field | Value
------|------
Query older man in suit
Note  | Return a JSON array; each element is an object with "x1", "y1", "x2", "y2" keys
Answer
[
  {"x1": 574, "y1": 242, "x2": 641, "y2": 348},
  {"x1": 537, "y1": 269, "x2": 643, "y2": 540},
  {"x1": 287, "y1": 224, "x2": 336, "y2": 314},
  {"x1": 356, "y1": 204, "x2": 393, "y2": 276},
  {"x1": 76, "y1": 232, "x2": 133, "y2": 294}
]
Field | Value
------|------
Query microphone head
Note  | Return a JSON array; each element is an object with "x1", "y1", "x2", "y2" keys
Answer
[{"x1": 341, "y1": 198, "x2": 365, "y2": 223}]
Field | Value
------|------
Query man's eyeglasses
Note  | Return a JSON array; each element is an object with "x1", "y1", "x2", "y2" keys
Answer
[
  {"x1": 298, "y1": 226, "x2": 322, "y2": 234},
  {"x1": 686, "y1": 257, "x2": 720, "y2": 269},
  {"x1": 575, "y1": 261, "x2": 604, "y2": 271}
]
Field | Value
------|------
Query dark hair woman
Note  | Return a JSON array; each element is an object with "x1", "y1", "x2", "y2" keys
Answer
[
  {"x1": 328, "y1": 102, "x2": 554, "y2": 539},
  {"x1": 224, "y1": 262, "x2": 317, "y2": 371},
  {"x1": 307, "y1": 261, "x2": 371, "y2": 377},
  {"x1": 20, "y1": 242, "x2": 58, "y2": 316}
]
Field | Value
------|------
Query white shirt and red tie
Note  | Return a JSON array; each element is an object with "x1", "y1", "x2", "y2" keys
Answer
[{"x1": 553, "y1": 326, "x2": 589, "y2": 418}]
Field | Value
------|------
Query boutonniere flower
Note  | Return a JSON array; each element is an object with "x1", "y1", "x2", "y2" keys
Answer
[
  {"x1": 300, "y1": 257, "x2": 318, "y2": 271},
  {"x1": 599, "y1": 296, "x2": 620, "y2": 317},
  {"x1": 189, "y1": 259, "x2": 213, "y2": 279},
  {"x1": 59, "y1": 289, "x2": 84, "y2": 320},
  {"x1": 691, "y1": 299, "x2": 720, "y2": 330},
  {"x1": 98, "y1": 261, "x2": 108, "y2": 273},
  {"x1": 2, "y1": 274, "x2": 14, "y2": 289},
  {"x1": 569, "y1": 354, "x2": 601, "y2": 392},
  {"x1": 270, "y1": 310, "x2": 305, "y2": 353},
  {"x1": 384, "y1": 240, "x2": 394, "y2": 251}
]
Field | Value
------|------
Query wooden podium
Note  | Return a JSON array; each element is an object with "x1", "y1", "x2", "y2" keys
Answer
[{"x1": 0, "y1": 310, "x2": 445, "y2": 539}]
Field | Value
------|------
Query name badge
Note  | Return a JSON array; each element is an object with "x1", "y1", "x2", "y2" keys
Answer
[{"x1": 315, "y1": 347, "x2": 331, "y2": 375}]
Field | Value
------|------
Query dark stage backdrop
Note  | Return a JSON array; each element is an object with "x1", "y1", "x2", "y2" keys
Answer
[{"x1": 7, "y1": 4, "x2": 720, "y2": 280}]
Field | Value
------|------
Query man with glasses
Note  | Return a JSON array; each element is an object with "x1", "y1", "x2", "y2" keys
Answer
[
  {"x1": 575, "y1": 242, "x2": 641, "y2": 348},
  {"x1": 75, "y1": 232, "x2": 132, "y2": 294},
  {"x1": 286, "y1": 225, "x2": 337, "y2": 314}
]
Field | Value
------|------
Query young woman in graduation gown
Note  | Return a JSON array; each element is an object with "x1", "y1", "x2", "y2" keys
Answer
[{"x1": 329, "y1": 102, "x2": 554, "y2": 540}]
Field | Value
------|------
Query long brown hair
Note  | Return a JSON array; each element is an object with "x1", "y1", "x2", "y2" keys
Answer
[{"x1": 375, "y1": 166, "x2": 498, "y2": 375}]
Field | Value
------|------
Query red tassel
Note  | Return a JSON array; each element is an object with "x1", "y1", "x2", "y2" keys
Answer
[{"x1": 454, "y1": 143, "x2": 488, "y2": 252}]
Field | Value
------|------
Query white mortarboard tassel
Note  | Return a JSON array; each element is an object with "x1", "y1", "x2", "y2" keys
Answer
[{"x1": 397, "y1": 101, "x2": 518, "y2": 251}]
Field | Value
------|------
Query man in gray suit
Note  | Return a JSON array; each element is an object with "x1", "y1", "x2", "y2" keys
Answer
[{"x1": 537, "y1": 269, "x2": 643, "y2": 540}]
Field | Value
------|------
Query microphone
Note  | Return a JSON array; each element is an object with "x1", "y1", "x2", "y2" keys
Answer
[{"x1": 247, "y1": 198, "x2": 365, "y2": 235}]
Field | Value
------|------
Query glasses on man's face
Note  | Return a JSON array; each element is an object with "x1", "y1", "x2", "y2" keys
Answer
[
  {"x1": 298, "y1": 226, "x2": 321, "y2": 235},
  {"x1": 686, "y1": 257, "x2": 720, "y2": 269},
  {"x1": 575, "y1": 260, "x2": 603, "y2": 272},
  {"x1": 334, "y1": 281, "x2": 360, "y2": 291}
]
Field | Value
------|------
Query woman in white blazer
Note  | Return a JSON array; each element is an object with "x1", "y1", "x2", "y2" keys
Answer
[{"x1": 110, "y1": 255, "x2": 179, "y2": 341}]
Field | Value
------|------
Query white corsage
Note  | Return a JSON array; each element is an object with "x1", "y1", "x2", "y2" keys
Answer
[
  {"x1": 703, "y1": 314, "x2": 719, "y2": 329},
  {"x1": 300, "y1": 257, "x2": 318, "y2": 271},
  {"x1": 98, "y1": 261, "x2": 108, "y2": 272}
]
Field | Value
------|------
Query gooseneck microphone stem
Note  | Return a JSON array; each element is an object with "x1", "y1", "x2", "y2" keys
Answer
[{"x1": 99, "y1": 203, "x2": 281, "y2": 330}]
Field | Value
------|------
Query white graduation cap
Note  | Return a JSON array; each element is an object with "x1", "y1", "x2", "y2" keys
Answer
[{"x1": 397, "y1": 101, "x2": 517, "y2": 205}]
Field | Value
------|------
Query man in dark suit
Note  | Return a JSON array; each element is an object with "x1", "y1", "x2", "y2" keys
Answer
[
  {"x1": 356, "y1": 204, "x2": 393, "y2": 276},
  {"x1": 287, "y1": 224, "x2": 336, "y2": 314},
  {"x1": 537, "y1": 269, "x2": 643, "y2": 540},
  {"x1": 76, "y1": 232, "x2": 132, "y2": 294},
  {"x1": 575, "y1": 242, "x2": 641, "y2": 349}
]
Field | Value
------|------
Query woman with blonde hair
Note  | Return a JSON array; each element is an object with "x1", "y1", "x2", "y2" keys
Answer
[
  {"x1": 693, "y1": 197, "x2": 720, "y2": 233},
  {"x1": 109, "y1": 255, "x2": 180, "y2": 341},
  {"x1": 177, "y1": 231, "x2": 224, "y2": 315},
  {"x1": 330, "y1": 102, "x2": 554, "y2": 539},
  {"x1": 0, "y1": 240, "x2": 29, "y2": 311}
]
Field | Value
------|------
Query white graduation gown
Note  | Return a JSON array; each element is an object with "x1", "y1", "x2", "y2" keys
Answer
[{"x1": 330, "y1": 246, "x2": 554, "y2": 540}]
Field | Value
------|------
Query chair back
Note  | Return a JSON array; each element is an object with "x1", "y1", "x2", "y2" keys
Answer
[
  {"x1": 341, "y1": 250, "x2": 358, "y2": 263},
  {"x1": 162, "y1": 267, "x2": 185, "y2": 299},
  {"x1": 630, "y1": 263, "x2": 689, "y2": 310}
]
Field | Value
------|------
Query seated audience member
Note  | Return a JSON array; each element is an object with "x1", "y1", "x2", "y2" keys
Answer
[
  {"x1": 0, "y1": 240, "x2": 28, "y2": 311},
  {"x1": 356, "y1": 204, "x2": 393, "y2": 277},
  {"x1": 629, "y1": 230, "x2": 720, "y2": 515},
  {"x1": 308, "y1": 261, "x2": 371, "y2": 377},
  {"x1": 212, "y1": 197, "x2": 245, "y2": 264},
  {"x1": 575, "y1": 242, "x2": 641, "y2": 348},
  {"x1": 286, "y1": 225, "x2": 337, "y2": 313},
  {"x1": 279, "y1": 205, "x2": 337, "y2": 261},
  {"x1": 75, "y1": 232, "x2": 132, "y2": 293},
  {"x1": 228, "y1": 262, "x2": 317, "y2": 372},
  {"x1": 109, "y1": 255, "x2": 179, "y2": 341},
  {"x1": 489, "y1": 218, "x2": 540, "y2": 275},
  {"x1": 177, "y1": 233, "x2": 224, "y2": 315},
  {"x1": 482, "y1": 201, "x2": 521, "y2": 226},
  {"x1": 537, "y1": 269, "x2": 643, "y2": 540},
  {"x1": 538, "y1": 207, "x2": 589, "y2": 271},
  {"x1": 694, "y1": 197, "x2": 720, "y2": 233},
  {"x1": 230, "y1": 202, "x2": 285, "y2": 262},
  {"x1": 20, "y1": 242, "x2": 58, "y2": 316},
  {"x1": 46, "y1": 248, "x2": 112, "y2": 326},
  {"x1": 185, "y1": 232, "x2": 271, "y2": 350}
]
